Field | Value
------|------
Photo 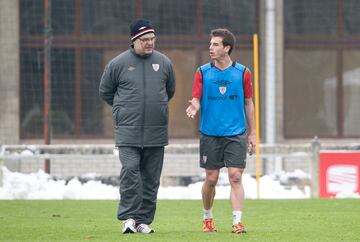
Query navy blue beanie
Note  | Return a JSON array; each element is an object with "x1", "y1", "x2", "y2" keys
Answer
[{"x1": 130, "y1": 19, "x2": 155, "y2": 42}]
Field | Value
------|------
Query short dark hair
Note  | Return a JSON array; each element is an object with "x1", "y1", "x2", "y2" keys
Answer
[{"x1": 211, "y1": 28, "x2": 236, "y2": 55}]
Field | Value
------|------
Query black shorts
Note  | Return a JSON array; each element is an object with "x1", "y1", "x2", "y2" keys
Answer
[{"x1": 199, "y1": 133, "x2": 248, "y2": 169}]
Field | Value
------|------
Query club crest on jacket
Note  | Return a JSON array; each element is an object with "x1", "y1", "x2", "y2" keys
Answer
[{"x1": 152, "y1": 64, "x2": 159, "y2": 72}]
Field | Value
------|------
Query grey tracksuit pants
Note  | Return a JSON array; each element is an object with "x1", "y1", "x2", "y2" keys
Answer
[{"x1": 117, "y1": 146, "x2": 164, "y2": 225}]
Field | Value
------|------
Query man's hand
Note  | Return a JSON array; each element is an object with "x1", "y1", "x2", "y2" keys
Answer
[
  {"x1": 186, "y1": 98, "x2": 200, "y2": 119},
  {"x1": 247, "y1": 133, "x2": 256, "y2": 156}
]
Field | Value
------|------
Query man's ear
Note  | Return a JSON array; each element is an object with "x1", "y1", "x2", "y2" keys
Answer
[{"x1": 224, "y1": 45, "x2": 231, "y2": 54}]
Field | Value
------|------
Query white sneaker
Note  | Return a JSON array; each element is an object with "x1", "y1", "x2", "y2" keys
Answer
[
  {"x1": 136, "y1": 223, "x2": 155, "y2": 234},
  {"x1": 122, "y1": 218, "x2": 136, "y2": 234}
]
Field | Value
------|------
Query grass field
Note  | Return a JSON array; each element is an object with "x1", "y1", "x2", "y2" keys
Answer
[{"x1": 0, "y1": 199, "x2": 359, "y2": 241}]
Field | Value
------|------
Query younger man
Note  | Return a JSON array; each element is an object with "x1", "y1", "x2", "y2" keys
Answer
[{"x1": 186, "y1": 28, "x2": 255, "y2": 234}]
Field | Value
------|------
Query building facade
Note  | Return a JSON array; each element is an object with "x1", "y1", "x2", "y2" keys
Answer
[{"x1": 1, "y1": 0, "x2": 360, "y2": 145}]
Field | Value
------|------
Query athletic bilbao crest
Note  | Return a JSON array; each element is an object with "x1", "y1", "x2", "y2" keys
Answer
[
  {"x1": 202, "y1": 156, "x2": 207, "y2": 163},
  {"x1": 152, "y1": 64, "x2": 159, "y2": 72},
  {"x1": 215, "y1": 80, "x2": 232, "y2": 95},
  {"x1": 219, "y1": 86, "x2": 227, "y2": 95}
]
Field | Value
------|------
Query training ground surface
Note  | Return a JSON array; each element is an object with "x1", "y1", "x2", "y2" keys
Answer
[{"x1": 0, "y1": 199, "x2": 359, "y2": 241}]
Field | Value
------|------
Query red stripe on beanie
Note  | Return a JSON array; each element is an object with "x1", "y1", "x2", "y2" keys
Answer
[{"x1": 131, "y1": 28, "x2": 155, "y2": 41}]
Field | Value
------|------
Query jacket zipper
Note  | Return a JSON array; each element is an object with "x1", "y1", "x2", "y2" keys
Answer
[{"x1": 141, "y1": 61, "x2": 146, "y2": 148}]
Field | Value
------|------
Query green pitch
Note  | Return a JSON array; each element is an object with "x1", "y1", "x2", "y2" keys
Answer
[{"x1": 0, "y1": 199, "x2": 359, "y2": 241}]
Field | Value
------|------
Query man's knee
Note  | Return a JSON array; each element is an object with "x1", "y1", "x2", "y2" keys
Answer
[
  {"x1": 206, "y1": 178, "x2": 218, "y2": 187},
  {"x1": 121, "y1": 159, "x2": 139, "y2": 171},
  {"x1": 229, "y1": 173, "x2": 242, "y2": 185},
  {"x1": 120, "y1": 163, "x2": 140, "y2": 183},
  {"x1": 205, "y1": 173, "x2": 219, "y2": 187}
]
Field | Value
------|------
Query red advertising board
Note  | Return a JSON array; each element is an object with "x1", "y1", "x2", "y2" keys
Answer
[{"x1": 319, "y1": 152, "x2": 360, "y2": 198}]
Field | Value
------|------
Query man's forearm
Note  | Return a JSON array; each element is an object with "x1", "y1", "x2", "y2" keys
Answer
[{"x1": 245, "y1": 99, "x2": 255, "y2": 135}]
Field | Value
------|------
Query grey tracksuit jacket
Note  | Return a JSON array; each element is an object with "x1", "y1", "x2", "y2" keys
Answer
[{"x1": 99, "y1": 48, "x2": 176, "y2": 147}]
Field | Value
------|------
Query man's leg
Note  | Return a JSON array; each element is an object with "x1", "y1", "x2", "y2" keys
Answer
[
  {"x1": 202, "y1": 169, "x2": 219, "y2": 232},
  {"x1": 117, "y1": 147, "x2": 142, "y2": 222},
  {"x1": 228, "y1": 167, "x2": 245, "y2": 212},
  {"x1": 136, "y1": 147, "x2": 164, "y2": 226},
  {"x1": 228, "y1": 167, "x2": 246, "y2": 233},
  {"x1": 202, "y1": 169, "x2": 219, "y2": 211}
]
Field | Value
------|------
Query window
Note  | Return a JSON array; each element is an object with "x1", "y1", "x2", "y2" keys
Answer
[
  {"x1": 81, "y1": 0, "x2": 135, "y2": 34},
  {"x1": 20, "y1": 0, "x2": 75, "y2": 35},
  {"x1": 20, "y1": 48, "x2": 44, "y2": 137},
  {"x1": 344, "y1": 0, "x2": 360, "y2": 35},
  {"x1": 19, "y1": 0, "x2": 259, "y2": 139},
  {"x1": 203, "y1": 0, "x2": 256, "y2": 35},
  {"x1": 20, "y1": 48, "x2": 75, "y2": 138},
  {"x1": 343, "y1": 50, "x2": 360, "y2": 136},
  {"x1": 20, "y1": 0, "x2": 44, "y2": 35},
  {"x1": 284, "y1": 0, "x2": 360, "y2": 138},
  {"x1": 81, "y1": 49, "x2": 103, "y2": 135},
  {"x1": 284, "y1": 50, "x2": 337, "y2": 137},
  {"x1": 143, "y1": 0, "x2": 197, "y2": 35},
  {"x1": 285, "y1": 0, "x2": 337, "y2": 35}
]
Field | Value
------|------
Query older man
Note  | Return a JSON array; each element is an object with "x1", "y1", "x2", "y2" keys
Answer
[{"x1": 99, "y1": 19, "x2": 176, "y2": 234}]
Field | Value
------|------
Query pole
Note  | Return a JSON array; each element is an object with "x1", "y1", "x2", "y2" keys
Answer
[
  {"x1": 265, "y1": 0, "x2": 276, "y2": 175},
  {"x1": 311, "y1": 136, "x2": 320, "y2": 198},
  {"x1": 44, "y1": 0, "x2": 52, "y2": 173},
  {"x1": 253, "y1": 34, "x2": 261, "y2": 199}
]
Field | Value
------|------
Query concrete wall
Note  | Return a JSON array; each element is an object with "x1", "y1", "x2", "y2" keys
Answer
[
  {"x1": 2, "y1": 151, "x2": 311, "y2": 178},
  {"x1": 0, "y1": 0, "x2": 20, "y2": 144}
]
